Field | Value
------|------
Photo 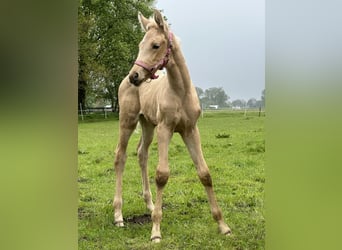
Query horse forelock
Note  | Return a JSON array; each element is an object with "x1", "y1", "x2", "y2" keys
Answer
[
  {"x1": 145, "y1": 22, "x2": 156, "y2": 31},
  {"x1": 145, "y1": 16, "x2": 169, "y2": 32}
]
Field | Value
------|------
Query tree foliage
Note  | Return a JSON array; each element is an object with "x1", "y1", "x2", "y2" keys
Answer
[
  {"x1": 232, "y1": 99, "x2": 246, "y2": 108},
  {"x1": 204, "y1": 87, "x2": 229, "y2": 108},
  {"x1": 195, "y1": 86, "x2": 229, "y2": 108},
  {"x1": 195, "y1": 87, "x2": 204, "y2": 99},
  {"x1": 78, "y1": 0, "x2": 154, "y2": 111},
  {"x1": 247, "y1": 98, "x2": 257, "y2": 108}
]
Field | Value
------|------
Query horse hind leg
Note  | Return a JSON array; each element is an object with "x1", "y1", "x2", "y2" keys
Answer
[
  {"x1": 137, "y1": 116, "x2": 155, "y2": 212},
  {"x1": 181, "y1": 127, "x2": 232, "y2": 235}
]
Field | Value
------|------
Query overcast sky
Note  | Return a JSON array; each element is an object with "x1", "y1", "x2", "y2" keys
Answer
[{"x1": 155, "y1": 0, "x2": 265, "y2": 101}]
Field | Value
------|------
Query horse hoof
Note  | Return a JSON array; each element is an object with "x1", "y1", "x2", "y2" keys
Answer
[
  {"x1": 223, "y1": 229, "x2": 232, "y2": 236},
  {"x1": 151, "y1": 236, "x2": 161, "y2": 243},
  {"x1": 114, "y1": 221, "x2": 124, "y2": 227}
]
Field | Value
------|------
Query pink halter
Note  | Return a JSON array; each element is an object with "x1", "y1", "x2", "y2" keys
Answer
[{"x1": 134, "y1": 32, "x2": 173, "y2": 80}]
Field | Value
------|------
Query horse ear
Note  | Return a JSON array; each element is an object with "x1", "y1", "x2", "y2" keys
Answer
[
  {"x1": 154, "y1": 9, "x2": 166, "y2": 30},
  {"x1": 138, "y1": 12, "x2": 149, "y2": 32}
]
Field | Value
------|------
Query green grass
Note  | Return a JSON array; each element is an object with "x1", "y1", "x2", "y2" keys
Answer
[{"x1": 78, "y1": 111, "x2": 265, "y2": 249}]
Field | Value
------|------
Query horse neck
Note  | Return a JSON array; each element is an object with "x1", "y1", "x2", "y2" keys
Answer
[{"x1": 165, "y1": 40, "x2": 192, "y2": 96}]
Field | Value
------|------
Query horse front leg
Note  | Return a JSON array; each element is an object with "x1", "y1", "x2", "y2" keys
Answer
[
  {"x1": 113, "y1": 125, "x2": 135, "y2": 227},
  {"x1": 151, "y1": 124, "x2": 173, "y2": 243},
  {"x1": 181, "y1": 126, "x2": 231, "y2": 236}
]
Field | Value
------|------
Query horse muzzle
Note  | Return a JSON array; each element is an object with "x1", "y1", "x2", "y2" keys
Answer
[
  {"x1": 128, "y1": 67, "x2": 148, "y2": 86},
  {"x1": 129, "y1": 72, "x2": 141, "y2": 86}
]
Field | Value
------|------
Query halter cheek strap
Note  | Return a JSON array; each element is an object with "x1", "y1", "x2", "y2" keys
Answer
[
  {"x1": 134, "y1": 32, "x2": 173, "y2": 80},
  {"x1": 134, "y1": 60, "x2": 160, "y2": 80}
]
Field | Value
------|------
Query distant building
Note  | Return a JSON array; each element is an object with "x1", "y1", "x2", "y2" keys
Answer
[
  {"x1": 232, "y1": 106, "x2": 241, "y2": 110},
  {"x1": 209, "y1": 105, "x2": 219, "y2": 109}
]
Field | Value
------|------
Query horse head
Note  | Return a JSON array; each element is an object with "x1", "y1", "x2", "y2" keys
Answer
[{"x1": 128, "y1": 9, "x2": 173, "y2": 86}]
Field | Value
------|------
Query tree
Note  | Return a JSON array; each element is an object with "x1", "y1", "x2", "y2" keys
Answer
[
  {"x1": 261, "y1": 89, "x2": 265, "y2": 108},
  {"x1": 232, "y1": 99, "x2": 246, "y2": 109},
  {"x1": 78, "y1": 0, "x2": 154, "y2": 111},
  {"x1": 195, "y1": 86, "x2": 204, "y2": 108},
  {"x1": 247, "y1": 98, "x2": 257, "y2": 108},
  {"x1": 78, "y1": 2, "x2": 97, "y2": 109},
  {"x1": 202, "y1": 87, "x2": 229, "y2": 108},
  {"x1": 195, "y1": 87, "x2": 204, "y2": 99}
]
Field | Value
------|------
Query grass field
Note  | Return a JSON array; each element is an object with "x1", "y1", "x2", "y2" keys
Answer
[{"x1": 78, "y1": 111, "x2": 265, "y2": 249}]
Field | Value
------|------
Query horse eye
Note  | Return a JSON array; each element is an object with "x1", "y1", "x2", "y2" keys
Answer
[{"x1": 152, "y1": 44, "x2": 160, "y2": 49}]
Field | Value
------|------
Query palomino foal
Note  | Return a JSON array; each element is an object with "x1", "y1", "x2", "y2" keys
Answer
[{"x1": 113, "y1": 10, "x2": 231, "y2": 242}]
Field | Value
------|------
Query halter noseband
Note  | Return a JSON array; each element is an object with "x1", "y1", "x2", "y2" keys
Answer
[{"x1": 134, "y1": 32, "x2": 173, "y2": 80}]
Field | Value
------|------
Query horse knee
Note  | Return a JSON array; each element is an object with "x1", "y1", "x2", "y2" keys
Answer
[
  {"x1": 155, "y1": 168, "x2": 170, "y2": 188},
  {"x1": 198, "y1": 170, "x2": 213, "y2": 187}
]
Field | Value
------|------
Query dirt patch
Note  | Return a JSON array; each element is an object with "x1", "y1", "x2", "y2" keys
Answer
[
  {"x1": 126, "y1": 213, "x2": 151, "y2": 225},
  {"x1": 78, "y1": 207, "x2": 93, "y2": 219}
]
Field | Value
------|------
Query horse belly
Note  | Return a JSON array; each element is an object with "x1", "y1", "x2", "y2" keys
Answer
[{"x1": 174, "y1": 108, "x2": 200, "y2": 133}]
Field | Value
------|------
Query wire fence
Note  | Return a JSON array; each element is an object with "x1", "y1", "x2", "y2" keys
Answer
[
  {"x1": 78, "y1": 106, "x2": 265, "y2": 122},
  {"x1": 78, "y1": 106, "x2": 116, "y2": 121}
]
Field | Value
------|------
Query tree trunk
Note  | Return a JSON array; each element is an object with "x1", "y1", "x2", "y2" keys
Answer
[
  {"x1": 78, "y1": 77, "x2": 86, "y2": 110},
  {"x1": 78, "y1": 54, "x2": 87, "y2": 110}
]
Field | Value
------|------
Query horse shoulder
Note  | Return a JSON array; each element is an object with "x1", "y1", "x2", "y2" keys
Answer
[{"x1": 118, "y1": 77, "x2": 140, "y2": 125}]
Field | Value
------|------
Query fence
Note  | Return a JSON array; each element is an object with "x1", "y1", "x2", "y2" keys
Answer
[
  {"x1": 78, "y1": 106, "x2": 265, "y2": 121},
  {"x1": 78, "y1": 106, "x2": 114, "y2": 120}
]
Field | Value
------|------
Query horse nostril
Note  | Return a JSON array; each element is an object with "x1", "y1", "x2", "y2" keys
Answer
[{"x1": 129, "y1": 72, "x2": 140, "y2": 85}]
